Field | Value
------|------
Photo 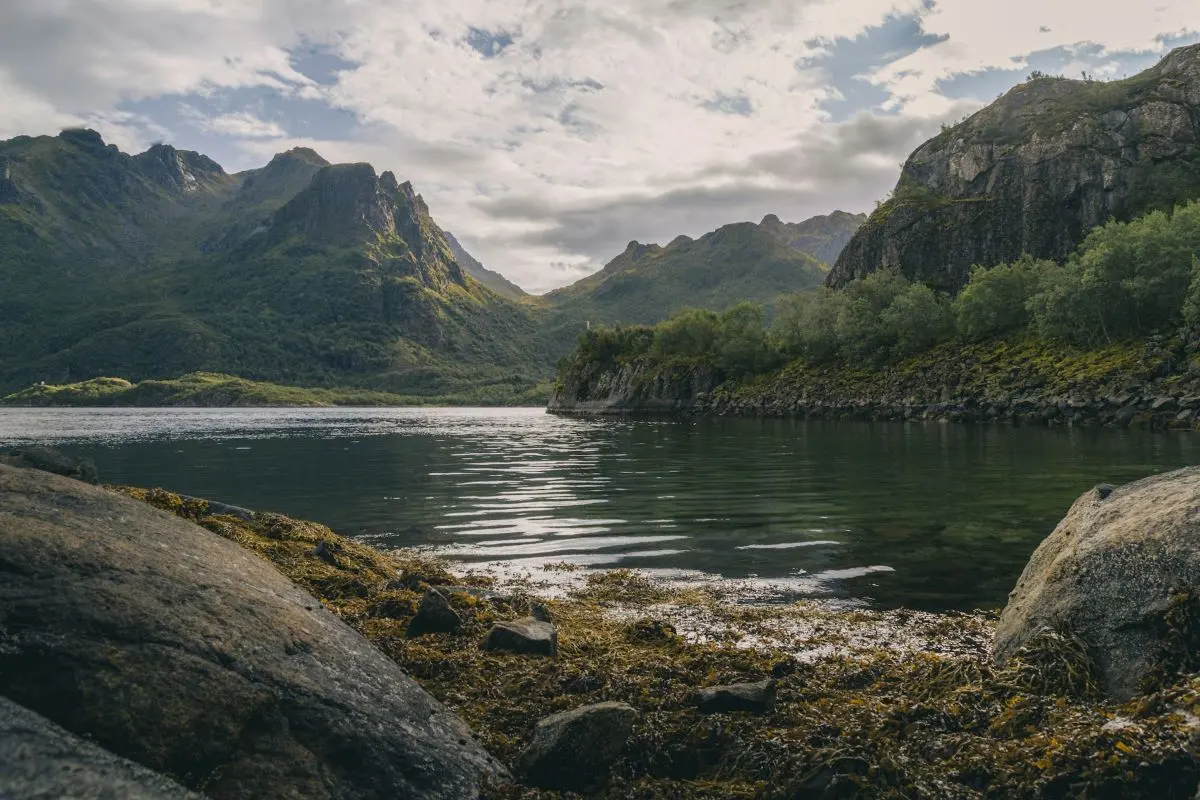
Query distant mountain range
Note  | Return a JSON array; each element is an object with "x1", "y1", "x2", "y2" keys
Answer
[{"x1": 0, "y1": 128, "x2": 864, "y2": 396}]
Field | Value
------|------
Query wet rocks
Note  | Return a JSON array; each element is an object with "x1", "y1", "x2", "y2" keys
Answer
[
  {"x1": 0, "y1": 696, "x2": 200, "y2": 799},
  {"x1": 518, "y1": 701, "x2": 637, "y2": 790},
  {"x1": 0, "y1": 464, "x2": 505, "y2": 799},
  {"x1": 695, "y1": 679, "x2": 777, "y2": 714},
  {"x1": 994, "y1": 467, "x2": 1200, "y2": 699},
  {"x1": 482, "y1": 617, "x2": 558, "y2": 656},
  {"x1": 406, "y1": 588, "x2": 462, "y2": 638}
]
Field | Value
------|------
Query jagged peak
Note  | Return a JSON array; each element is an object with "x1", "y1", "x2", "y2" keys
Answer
[
  {"x1": 760, "y1": 213, "x2": 782, "y2": 226},
  {"x1": 668, "y1": 234, "x2": 693, "y2": 247}
]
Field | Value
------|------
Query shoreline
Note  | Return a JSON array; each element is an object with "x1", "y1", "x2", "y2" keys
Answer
[
  {"x1": 101, "y1": 485, "x2": 1200, "y2": 796},
  {"x1": 550, "y1": 336, "x2": 1200, "y2": 431}
]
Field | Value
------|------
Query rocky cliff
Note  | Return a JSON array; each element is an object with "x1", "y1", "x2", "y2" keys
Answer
[
  {"x1": 830, "y1": 43, "x2": 1200, "y2": 292},
  {"x1": 549, "y1": 334, "x2": 1200, "y2": 432}
]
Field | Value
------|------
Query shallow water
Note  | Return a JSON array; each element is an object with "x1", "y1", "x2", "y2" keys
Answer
[{"x1": 1, "y1": 406, "x2": 1195, "y2": 611}]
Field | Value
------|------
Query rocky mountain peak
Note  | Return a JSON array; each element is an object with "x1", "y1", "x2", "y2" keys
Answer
[
  {"x1": 57, "y1": 128, "x2": 108, "y2": 151},
  {"x1": 760, "y1": 213, "x2": 782, "y2": 227},
  {"x1": 134, "y1": 144, "x2": 225, "y2": 193},
  {"x1": 830, "y1": 43, "x2": 1200, "y2": 291}
]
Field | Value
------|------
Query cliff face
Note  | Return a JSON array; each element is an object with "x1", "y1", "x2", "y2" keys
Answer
[
  {"x1": 830, "y1": 43, "x2": 1200, "y2": 292},
  {"x1": 550, "y1": 360, "x2": 721, "y2": 414}
]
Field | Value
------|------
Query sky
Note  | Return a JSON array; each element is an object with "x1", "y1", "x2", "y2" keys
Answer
[{"x1": 0, "y1": 1, "x2": 1197, "y2": 293}]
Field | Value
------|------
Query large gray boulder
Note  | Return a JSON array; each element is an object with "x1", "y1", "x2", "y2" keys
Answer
[
  {"x1": 994, "y1": 467, "x2": 1200, "y2": 699},
  {"x1": 0, "y1": 696, "x2": 200, "y2": 799},
  {"x1": 0, "y1": 464, "x2": 505, "y2": 799}
]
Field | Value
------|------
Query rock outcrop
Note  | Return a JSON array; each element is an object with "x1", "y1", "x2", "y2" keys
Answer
[
  {"x1": 0, "y1": 463, "x2": 505, "y2": 798},
  {"x1": 550, "y1": 360, "x2": 722, "y2": 415},
  {"x1": 830, "y1": 43, "x2": 1200, "y2": 292},
  {"x1": 0, "y1": 696, "x2": 201, "y2": 799},
  {"x1": 994, "y1": 467, "x2": 1200, "y2": 699}
]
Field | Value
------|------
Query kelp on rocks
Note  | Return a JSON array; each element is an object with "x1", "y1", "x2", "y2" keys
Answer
[{"x1": 120, "y1": 486, "x2": 1200, "y2": 798}]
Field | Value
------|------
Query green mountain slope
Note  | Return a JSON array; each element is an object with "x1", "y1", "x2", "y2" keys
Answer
[
  {"x1": 0, "y1": 130, "x2": 550, "y2": 396},
  {"x1": 544, "y1": 213, "x2": 853, "y2": 326},
  {"x1": 831, "y1": 42, "x2": 1200, "y2": 291}
]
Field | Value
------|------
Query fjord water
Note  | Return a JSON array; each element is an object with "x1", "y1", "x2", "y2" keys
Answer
[{"x1": 2, "y1": 407, "x2": 1195, "y2": 612}]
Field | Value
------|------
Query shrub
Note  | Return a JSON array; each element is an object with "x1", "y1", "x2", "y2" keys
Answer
[{"x1": 953, "y1": 256, "x2": 1052, "y2": 340}]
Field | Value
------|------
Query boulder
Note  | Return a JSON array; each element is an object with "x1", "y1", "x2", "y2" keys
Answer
[
  {"x1": 0, "y1": 464, "x2": 505, "y2": 799},
  {"x1": 695, "y1": 679, "x2": 777, "y2": 714},
  {"x1": 518, "y1": 702, "x2": 637, "y2": 790},
  {"x1": 0, "y1": 696, "x2": 200, "y2": 799},
  {"x1": 482, "y1": 618, "x2": 558, "y2": 656},
  {"x1": 406, "y1": 588, "x2": 463, "y2": 638},
  {"x1": 0, "y1": 446, "x2": 98, "y2": 483},
  {"x1": 994, "y1": 468, "x2": 1200, "y2": 699}
]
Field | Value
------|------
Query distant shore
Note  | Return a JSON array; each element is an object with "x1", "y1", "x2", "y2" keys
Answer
[{"x1": 0, "y1": 372, "x2": 553, "y2": 409}]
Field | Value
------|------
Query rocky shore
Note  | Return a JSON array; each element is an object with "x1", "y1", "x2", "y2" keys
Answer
[
  {"x1": 550, "y1": 335, "x2": 1200, "y2": 431},
  {"x1": 3, "y1": 450, "x2": 1200, "y2": 798}
]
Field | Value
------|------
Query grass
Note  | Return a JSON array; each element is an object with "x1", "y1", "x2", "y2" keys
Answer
[
  {"x1": 1, "y1": 372, "x2": 553, "y2": 407},
  {"x1": 116, "y1": 486, "x2": 1200, "y2": 798}
]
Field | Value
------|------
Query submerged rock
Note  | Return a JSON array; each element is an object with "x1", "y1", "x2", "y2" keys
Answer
[
  {"x1": 0, "y1": 464, "x2": 505, "y2": 798},
  {"x1": 0, "y1": 446, "x2": 98, "y2": 483},
  {"x1": 482, "y1": 617, "x2": 558, "y2": 656},
  {"x1": 994, "y1": 468, "x2": 1200, "y2": 699},
  {"x1": 406, "y1": 588, "x2": 462, "y2": 638},
  {"x1": 695, "y1": 679, "x2": 777, "y2": 714},
  {"x1": 518, "y1": 701, "x2": 637, "y2": 790},
  {"x1": 0, "y1": 696, "x2": 200, "y2": 799}
]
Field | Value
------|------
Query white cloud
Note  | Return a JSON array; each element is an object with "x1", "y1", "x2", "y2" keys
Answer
[
  {"x1": 202, "y1": 112, "x2": 288, "y2": 139},
  {"x1": 0, "y1": 0, "x2": 1196, "y2": 292}
]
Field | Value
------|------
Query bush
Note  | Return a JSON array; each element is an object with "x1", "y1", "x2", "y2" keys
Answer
[{"x1": 953, "y1": 256, "x2": 1052, "y2": 340}]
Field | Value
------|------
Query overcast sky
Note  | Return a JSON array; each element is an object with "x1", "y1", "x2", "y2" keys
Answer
[{"x1": 1, "y1": 1, "x2": 1197, "y2": 293}]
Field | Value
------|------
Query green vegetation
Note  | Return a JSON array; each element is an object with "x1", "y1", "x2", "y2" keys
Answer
[
  {"x1": 565, "y1": 200, "x2": 1200, "y2": 382},
  {"x1": 118, "y1": 486, "x2": 1200, "y2": 798},
  {"x1": 1, "y1": 372, "x2": 553, "y2": 407}
]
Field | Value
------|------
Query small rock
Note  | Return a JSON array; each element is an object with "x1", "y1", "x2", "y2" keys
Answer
[
  {"x1": 1094, "y1": 484, "x2": 1115, "y2": 500},
  {"x1": 482, "y1": 617, "x2": 557, "y2": 656},
  {"x1": 311, "y1": 540, "x2": 339, "y2": 564},
  {"x1": 406, "y1": 589, "x2": 462, "y2": 638},
  {"x1": 518, "y1": 702, "x2": 637, "y2": 790},
  {"x1": 695, "y1": 679, "x2": 776, "y2": 714},
  {"x1": 531, "y1": 602, "x2": 554, "y2": 623}
]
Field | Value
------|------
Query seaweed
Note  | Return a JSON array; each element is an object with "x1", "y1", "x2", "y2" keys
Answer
[{"x1": 121, "y1": 486, "x2": 1200, "y2": 799}]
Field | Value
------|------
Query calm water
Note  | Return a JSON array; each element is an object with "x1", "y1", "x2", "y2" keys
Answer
[{"x1": 1, "y1": 407, "x2": 1196, "y2": 612}]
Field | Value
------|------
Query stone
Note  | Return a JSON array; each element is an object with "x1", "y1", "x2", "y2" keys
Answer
[
  {"x1": 406, "y1": 588, "x2": 462, "y2": 638},
  {"x1": 517, "y1": 702, "x2": 637, "y2": 790},
  {"x1": 0, "y1": 465, "x2": 505, "y2": 798},
  {"x1": 695, "y1": 679, "x2": 777, "y2": 714},
  {"x1": 482, "y1": 617, "x2": 558, "y2": 656},
  {"x1": 994, "y1": 468, "x2": 1200, "y2": 700},
  {"x1": 0, "y1": 696, "x2": 200, "y2": 799},
  {"x1": 531, "y1": 601, "x2": 554, "y2": 623},
  {"x1": 0, "y1": 446, "x2": 98, "y2": 483}
]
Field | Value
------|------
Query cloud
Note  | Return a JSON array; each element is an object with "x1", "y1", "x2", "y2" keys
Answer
[
  {"x1": 0, "y1": 0, "x2": 1197, "y2": 293},
  {"x1": 200, "y1": 112, "x2": 288, "y2": 139}
]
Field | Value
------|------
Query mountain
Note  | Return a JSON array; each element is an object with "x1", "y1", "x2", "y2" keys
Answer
[
  {"x1": 443, "y1": 231, "x2": 527, "y2": 299},
  {"x1": 758, "y1": 210, "x2": 867, "y2": 264},
  {"x1": 545, "y1": 212, "x2": 860, "y2": 326},
  {"x1": 0, "y1": 130, "x2": 549, "y2": 396},
  {"x1": 830, "y1": 42, "x2": 1200, "y2": 292}
]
